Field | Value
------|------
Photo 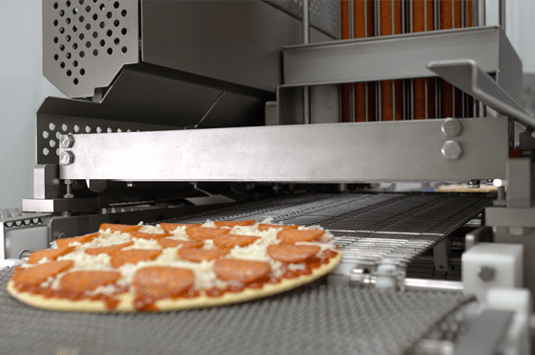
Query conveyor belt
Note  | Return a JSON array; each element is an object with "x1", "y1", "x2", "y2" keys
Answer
[
  {"x1": 0, "y1": 267, "x2": 472, "y2": 355},
  {"x1": 171, "y1": 192, "x2": 493, "y2": 267}
]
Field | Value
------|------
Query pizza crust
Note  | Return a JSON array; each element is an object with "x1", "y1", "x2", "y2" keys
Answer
[{"x1": 7, "y1": 252, "x2": 341, "y2": 312}]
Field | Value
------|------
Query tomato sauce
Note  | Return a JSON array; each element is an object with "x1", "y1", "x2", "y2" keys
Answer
[
  {"x1": 15, "y1": 282, "x2": 128, "y2": 311},
  {"x1": 205, "y1": 248, "x2": 339, "y2": 298},
  {"x1": 14, "y1": 247, "x2": 340, "y2": 309}
]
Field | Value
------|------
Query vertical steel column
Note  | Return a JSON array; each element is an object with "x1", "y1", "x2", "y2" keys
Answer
[
  {"x1": 376, "y1": 0, "x2": 382, "y2": 121},
  {"x1": 413, "y1": 0, "x2": 424, "y2": 120},
  {"x1": 367, "y1": 0, "x2": 376, "y2": 122},
  {"x1": 348, "y1": 0, "x2": 355, "y2": 122},
  {"x1": 440, "y1": 0, "x2": 454, "y2": 119},
  {"x1": 499, "y1": 0, "x2": 506, "y2": 31},
  {"x1": 478, "y1": 0, "x2": 486, "y2": 26},
  {"x1": 394, "y1": 0, "x2": 403, "y2": 120},
  {"x1": 303, "y1": 0, "x2": 311, "y2": 124},
  {"x1": 355, "y1": 0, "x2": 374, "y2": 122},
  {"x1": 340, "y1": 0, "x2": 351, "y2": 122},
  {"x1": 380, "y1": 0, "x2": 403, "y2": 121}
]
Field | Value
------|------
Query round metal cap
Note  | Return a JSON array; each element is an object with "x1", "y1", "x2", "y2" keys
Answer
[
  {"x1": 441, "y1": 140, "x2": 463, "y2": 160},
  {"x1": 60, "y1": 134, "x2": 75, "y2": 148},
  {"x1": 441, "y1": 118, "x2": 463, "y2": 137},
  {"x1": 59, "y1": 151, "x2": 75, "y2": 165}
]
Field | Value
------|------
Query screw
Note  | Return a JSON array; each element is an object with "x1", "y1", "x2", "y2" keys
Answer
[
  {"x1": 441, "y1": 141, "x2": 463, "y2": 160},
  {"x1": 60, "y1": 134, "x2": 75, "y2": 148},
  {"x1": 477, "y1": 265, "x2": 496, "y2": 282},
  {"x1": 64, "y1": 179, "x2": 74, "y2": 198},
  {"x1": 441, "y1": 118, "x2": 463, "y2": 137},
  {"x1": 467, "y1": 180, "x2": 480, "y2": 189},
  {"x1": 59, "y1": 151, "x2": 75, "y2": 165}
]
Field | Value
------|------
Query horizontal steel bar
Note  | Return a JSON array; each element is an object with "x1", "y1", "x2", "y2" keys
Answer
[
  {"x1": 486, "y1": 207, "x2": 535, "y2": 228},
  {"x1": 59, "y1": 118, "x2": 508, "y2": 182},
  {"x1": 404, "y1": 278, "x2": 464, "y2": 293},
  {"x1": 22, "y1": 197, "x2": 100, "y2": 213},
  {"x1": 283, "y1": 26, "x2": 505, "y2": 86},
  {"x1": 350, "y1": 272, "x2": 464, "y2": 292}
]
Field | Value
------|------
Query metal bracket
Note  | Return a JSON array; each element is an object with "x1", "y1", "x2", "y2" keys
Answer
[
  {"x1": 32, "y1": 164, "x2": 62, "y2": 199},
  {"x1": 22, "y1": 197, "x2": 100, "y2": 214},
  {"x1": 433, "y1": 239, "x2": 450, "y2": 273},
  {"x1": 427, "y1": 59, "x2": 535, "y2": 131},
  {"x1": 453, "y1": 310, "x2": 514, "y2": 355},
  {"x1": 465, "y1": 226, "x2": 493, "y2": 250}
]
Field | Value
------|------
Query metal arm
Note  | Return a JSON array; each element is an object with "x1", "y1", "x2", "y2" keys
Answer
[{"x1": 427, "y1": 59, "x2": 535, "y2": 131}]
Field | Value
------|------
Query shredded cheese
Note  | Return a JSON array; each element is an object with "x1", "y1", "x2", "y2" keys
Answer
[{"x1": 31, "y1": 220, "x2": 336, "y2": 296}]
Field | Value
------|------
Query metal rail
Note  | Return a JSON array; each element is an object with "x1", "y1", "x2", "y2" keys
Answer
[{"x1": 428, "y1": 59, "x2": 535, "y2": 131}]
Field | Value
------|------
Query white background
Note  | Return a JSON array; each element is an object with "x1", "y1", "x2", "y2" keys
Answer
[{"x1": 0, "y1": 0, "x2": 534, "y2": 209}]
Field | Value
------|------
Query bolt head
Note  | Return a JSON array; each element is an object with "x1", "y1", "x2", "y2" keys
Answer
[
  {"x1": 441, "y1": 140, "x2": 463, "y2": 160},
  {"x1": 59, "y1": 151, "x2": 74, "y2": 165},
  {"x1": 60, "y1": 134, "x2": 75, "y2": 148},
  {"x1": 441, "y1": 118, "x2": 463, "y2": 137},
  {"x1": 477, "y1": 265, "x2": 496, "y2": 282}
]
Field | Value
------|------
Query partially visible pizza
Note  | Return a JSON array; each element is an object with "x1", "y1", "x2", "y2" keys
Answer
[{"x1": 7, "y1": 220, "x2": 341, "y2": 312}]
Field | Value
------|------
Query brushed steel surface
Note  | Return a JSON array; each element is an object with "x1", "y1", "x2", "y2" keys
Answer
[
  {"x1": 0, "y1": 209, "x2": 51, "y2": 260},
  {"x1": 427, "y1": 59, "x2": 534, "y2": 130},
  {"x1": 59, "y1": 118, "x2": 508, "y2": 182},
  {"x1": 262, "y1": 0, "x2": 339, "y2": 38},
  {"x1": 32, "y1": 165, "x2": 61, "y2": 199},
  {"x1": 141, "y1": 0, "x2": 332, "y2": 93},
  {"x1": 43, "y1": 0, "x2": 139, "y2": 98},
  {"x1": 283, "y1": 27, "x2": 515, "y2": 88}
]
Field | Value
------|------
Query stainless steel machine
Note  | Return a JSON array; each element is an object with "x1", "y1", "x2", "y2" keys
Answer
[{"x1": 1, "y1": 0, "x2": 534, "y2": 354}]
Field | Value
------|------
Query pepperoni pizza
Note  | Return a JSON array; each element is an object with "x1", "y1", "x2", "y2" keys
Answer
[{"x1": 7, "y1": 220, "x2": 341, "y2": 312}]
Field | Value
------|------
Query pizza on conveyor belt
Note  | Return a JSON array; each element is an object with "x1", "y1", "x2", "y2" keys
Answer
[{"x1": 7, "y1": 220, "x2": 341, "y2": 312}]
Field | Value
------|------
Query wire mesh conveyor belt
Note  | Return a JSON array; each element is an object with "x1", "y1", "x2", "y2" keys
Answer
[
  {"x1": 0, "y1": 268, "x2": 473, "y2": 355},
  {"x1": 169, "y1": 192, "x2": 493, "y2": 267}
]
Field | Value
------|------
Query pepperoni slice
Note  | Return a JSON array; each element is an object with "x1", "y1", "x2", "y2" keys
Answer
[
  {"x1": 267, "y1": 244, "x2": 321, "y2": 263},
  {"x1": 110, "y1": 249, "x2": 162, "y2": 268},
  {"x1": 213, "y1": 234, "x2": 259, "y2": 249},
  {"x1": 257, "y1": 224, "x2": 298, "y2": 232},
  {"x1": 27, "y1": 246, "x2": 75, "y2": 264},
  {"x1": 132, "y1": 266, "x2": 195, "y2": 298},
  {"x1": 129, "y1": 231, "x2": 172, "y2": 240},
  {"x1": 12, "y1": 260, "x2": 74, "y2": 285},
  {"x1": 213, "y1": 259, "x2": 271, "y2": 284},
  {"x1": 178, "y1": 248, "x2": 230, "y2": 262},
  {"x1": 159, "y1": 223, "x2": 199, "y2": 233},
  {"x1": 59, "y1": 271, "x2": 121, "y2": 293},
  {"x1": 213, "y1": 220, "x2": 256, "y2": 228},
  {"x1": 186, "y1": 226, "x2": 230, "y2": 241},
  {"x1": 55, "y1": 233, "x2": 100, "y2": 248},
  {"x1": 156, "y1": 239, "x2": 204, "y2": 249},
  {"x1": 277, "y1": 229, "x2": 325, "y2": 244},
  {"x1": 100, "y1": 223, "x2": 143, "y2": 233},
  {"x1": 84, "y1": 241, "x2": 135, "y2": 256}
]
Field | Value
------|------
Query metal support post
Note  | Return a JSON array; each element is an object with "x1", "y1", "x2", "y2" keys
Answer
[{"x1": 302, "y1": 0, "x2": 310, "y2": 124}]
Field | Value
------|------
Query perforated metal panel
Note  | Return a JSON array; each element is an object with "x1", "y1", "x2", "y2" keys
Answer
[
  {"x1": 0, "y1": 267, "x2": 472, "y2": 355},
  {"x1": 36, "y1": 112, "x2": 175, "y2": 163},
  {"x1": 43, "y1": 0, "x2": 139, "y2": 98}
]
